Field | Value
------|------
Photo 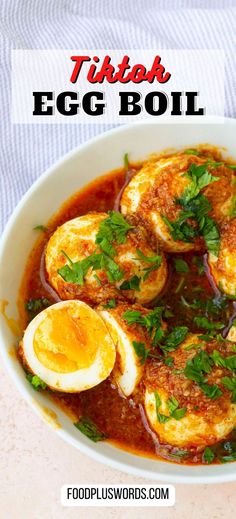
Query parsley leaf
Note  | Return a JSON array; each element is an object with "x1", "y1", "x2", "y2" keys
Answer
[
  {"x1": 132, "y1": 341, "x2": 149, "y2": 365},
  {"x1": 222, "y1": 377, "x2": 236, "y2": 402},
  {"x1": 162, "y1": 161, "x2": 220, "y2": 255},
  {"x1": 25, "y1": 298, "x2": 50, "y2": 318},
  {"x1": 33, "y1": 224, "x2": 48, "y2": 232},
  {"x1": 136, "y1": 249, "x2": 162, "y2": 280},
  {"x1": 58, "y1": 250, "x2": 124, "y2": 285},
  {"x1": 123, "y1": 152, "x2": 129, "y2": 170},
  {"x1": 122, "y1": 309, "x2": 145, "y2": 326},
  {"x1": 162, "y1": 213, "x2": 196, "y2": 243},
  {"x1": 161, "y1": 326, "x2": 189, "y2": 352},
  {"x1": 194, "y1": 316, "x2": 224, "y2": 332},
  {"x1": 174, "y1": 258, "x2": 189, "y2": 273},
  {"x1": 200, "y1": 383, "x2": 222, "y2": 399},
  {"x1": 120, "y1": 275, "x2": 141, "y2": 291},
  {"x1": 211, "y1": 350, "x2": 236, "y2": 370},
  {"x1": 154, "y1": 391, "x2": 170, "y2": 423},
  {"x1": 96, "y1": 211, "x2": 133, "y2": 255},
  {"x1": 103, "y1": 299, "x2": 117, "y2": 309},
  {"x1": 26, "y1": 373, "x2": 47, "y2": 391},
  {"x1": 203, "y1": 446, "x2": 215, "y2": 464},
  {"x1": 184, "y1": 351, "x2": 222, "y2": 400},
  {"x1": 167, "y1": 396, "x2": 179, "y2": 414},
  {"x1": 122, "y1": 307, "x2": 164, "y2": 346},
  {"x1": 184, "y1": 149, "x2": 200, "y2": 156},
  {"x1": 74, "y1": 418, "x2": 107, "y2": 442},
  {"x1": 171, "y1": 407, "x2": 187, "y2": 420},
  {"x1": 155, "y1": 393, "x2": 187, "y2": 422}
]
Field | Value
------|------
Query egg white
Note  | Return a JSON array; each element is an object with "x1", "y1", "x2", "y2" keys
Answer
[
  {"x1": 45, "y1": 212, "x2": 167, "y2": 304},
  {"x1": 99, "y1": 304, "x2": 149, "y2": 396},
  {"x1": 22, "y1": 300, "x2": 116, "y2": 392},
  {"x1": 144, "y1": 334, "x2": 236, "y2": 448}
]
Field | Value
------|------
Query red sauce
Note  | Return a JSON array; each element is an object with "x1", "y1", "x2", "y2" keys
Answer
[{"x1": 18, "y1": 155, "x2": 236, "y2": 465}]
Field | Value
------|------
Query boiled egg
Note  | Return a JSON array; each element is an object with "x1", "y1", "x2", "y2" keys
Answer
[
  {"x1": 208, "y1": 219, "x2": 236, "y2": 296},
  {"x1": 98, "y1": 302, "x2": 152, "y2": 397},
  {"x1": 45, "y1": 212, "x2": 167, "y2": 305},
  {"x1": 121, "y1": 153, "x2": 231, "y2": 253},
  {"x1": 21, "y1": 300, "x2": 116, "y2": 392},
  {"x1": 144, "y1": 334, "x2": 236, "y2": 448}
]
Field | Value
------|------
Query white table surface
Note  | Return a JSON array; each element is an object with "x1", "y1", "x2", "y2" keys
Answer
[{"x1": 1, "y1": 364, "x2": 236, "y2": 519}]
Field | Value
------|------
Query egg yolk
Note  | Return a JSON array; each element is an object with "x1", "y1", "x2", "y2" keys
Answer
[{"x1": 33, "y1": 306, "x2": 98, "y2": 373}]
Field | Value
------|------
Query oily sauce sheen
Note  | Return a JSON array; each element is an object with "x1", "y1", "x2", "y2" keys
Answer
[{"x1": 19, "y1": 152, "x2": 236, "y2": 465}]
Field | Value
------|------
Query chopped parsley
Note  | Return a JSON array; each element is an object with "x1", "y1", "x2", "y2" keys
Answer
[
  {"x1": 174, "y1": 258, "x2": 189, "y2": 273},
  {"x1": 154, "y1": 391, "x2": 186, "y2": 423},
  {"x1": 193, "y1": 316, "x2": 224, "y2": 332},
  {"x1": 120, "y1": 275, "x2": 141, "y2": 291},
  {"x1": 74, "y1": 418, "x2": 107, "y2": 442},
  {"x1": 192, "y1": 255, "x2": 205, "y2": 275},
  {"x1": 222, "y1": 377, "x2": 236, "y2": 402},
  {"x1": 26, "y1": 373, "x2": 47, "y2": 391},
  {"x1": 25, "y1": 297, "x2": 50, "y2": 318},
  {"x1": 132, "y1": 341, "x2": 149, "y2": 365},
  {"x1": 184, "y1": 149, "x2": 200, "y2": 156},
  {"x1": 123, "y1": 308, "x2": 188, "y2": 352},
  {"x1": 33, "y1": 224, "x2": 48, "y2": 232},
  {"x1": 184, "y1": 350, "x2": 222, "y2": 400},
  {"x1": 95, "y1": 211, "x2": 133, "y2": 257},
  {"x1": 123, "y1": 152, "x2": 129, "y2": 170},
  {"x1": 58, "y1": 250, "x2": 123, "y2": 285},
  {"x1": 161, "y1": 326, "x2": 189, "y2": 352},
  {"x1": 203, "y1": 446, "x2": 215, "y2": 464},
  {"x1": 211, "y1": 350, "x2": 236, "y2": 371},
  {"x1": 162, "y1": 162, "x2": 220, "y2": 255},
  {"x1": 122, "y1": 307, "x2": 164, "y2": 345},
  {"x1": 103, "y1": 299, "x2": 117, "y2": 309},
  {"x1": 136, "y1": 249, "x2": 162, "y2": 280}
]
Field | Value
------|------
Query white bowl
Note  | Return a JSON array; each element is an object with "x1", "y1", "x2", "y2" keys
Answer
[{"x1": 1, "y1": 117, "x2": 236, "y2": 484}]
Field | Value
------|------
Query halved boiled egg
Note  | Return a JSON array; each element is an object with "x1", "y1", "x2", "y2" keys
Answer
[
  {"x1": 208, "y1": 219, "x2": 236, "y2": 296},
  {"x1": 121, "y1": 153, "x2": 231, "y2": 253},
  {"x1": 21, "y1": 300, "x2": 116, "y2": 392},
  {"x1": 98, "y1": 302, "x2": 152, "y2": 397},
  {"x1": 144, "y1": 334, "x2": 236, "y2": 448},
  {"x1": 45, "y1": 212, "x2": 167, "y2": 305}
]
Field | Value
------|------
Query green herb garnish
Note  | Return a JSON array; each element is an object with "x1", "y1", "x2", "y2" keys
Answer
[
  {"x1": 136, "y1": 249, "x2": 162, "y2": 280},
  {"x1": 154, "y1": 392, "x2": 186, "y2": 423},
  {"x1": 25, "y1": 297, "x2": 49, "y2": 317},
  {"x1": 222, "y1": 377, "x2": 236, "y2": 402},
  {"x1": 193, "y1": 316, "x2": 224, "y2": 332},
  {"x1": 103, "y1": 299, "x2": 117, "y2": 309},
  {"x1": 33, "y1": 224, "x2": 48, "y2": 232},
  {"x1": 203, "y1": 446, "x2": 215, "y2": 464},
  {"x1": 120, "y1": 275, "x2": 141, "y2": 291},
  {"x1": 74, "y1": 418, "x2": 107, "y2": 442},
  {"x1": 95, "y1": 211, "x2": 133, "y2": 257},
  {"x1": 174, "y1": 258, "x2": 189, "y2": 273},
  {"x1": 154, "y1": 391, "x2": 170, "y2": 423},
  {"x1": 58, "y1": 250, "x2": 123, "y2": 285},
  {"x1": 132, "y1": 341, "x2": 149, "y2": 365},
  {"x1": 162, "y1": 162, "x2": 220, "y2": 254},
  {"x1": 161, "y1": 326, "x2": 189, "y2": 352},
  {"x1": 184, "y1": 149, "x2": 200, "y2": 156},
  {"x1": 26, "y1": 373, "x2": 47, "y2": 391},
  {"x1": 184, "y1": 350, "x2": 222, "y2": 400},
  {"x1": 123, "y1": 152, "x2": 129, "y2": 170}
]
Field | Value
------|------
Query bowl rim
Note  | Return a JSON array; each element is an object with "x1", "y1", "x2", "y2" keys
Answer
[{"x1": 1, "y1": 115, "x2": 236, "y2": 484}]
